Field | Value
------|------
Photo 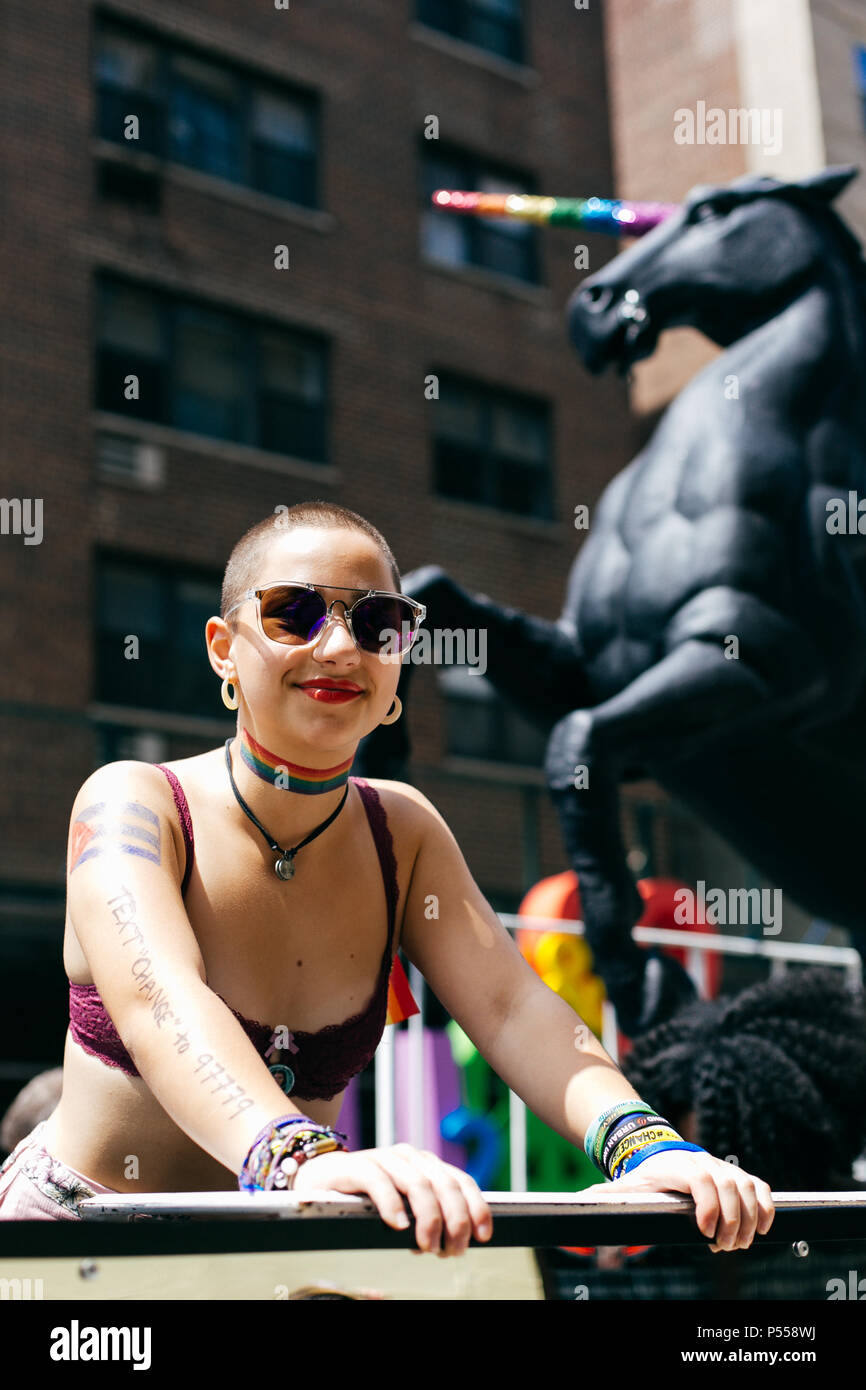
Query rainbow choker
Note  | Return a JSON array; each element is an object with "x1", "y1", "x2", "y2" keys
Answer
[{"x1": 238, "y1": 727, "x2": 354, "y2": 794}]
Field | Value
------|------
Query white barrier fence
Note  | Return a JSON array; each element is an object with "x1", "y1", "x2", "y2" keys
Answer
[{"x1": 374, "y1": 915, "x2": 864, "y2": 1190}]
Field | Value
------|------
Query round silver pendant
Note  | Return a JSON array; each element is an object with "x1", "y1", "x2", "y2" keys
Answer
[
  {"x1": 269, "y1": 1063, "x2": 295, "y2": 1094},
  {"x1": 275, "y1": 856, "x2": 295, "y2": 880}
]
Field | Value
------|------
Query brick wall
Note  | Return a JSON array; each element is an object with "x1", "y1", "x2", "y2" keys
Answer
[
  {"x1": 0, "y1": 0, "x2": 636, "y2": 900},
  {"x1": 603, "y1": 0, "x2": 747, "y2": 412}
]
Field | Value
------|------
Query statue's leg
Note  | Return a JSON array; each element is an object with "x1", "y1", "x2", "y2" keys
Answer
[
  {"x1": 358, "y1": 565, "x2": 592, "y2": 776},
  {"x1": 400, "y1": 565, "x2": 592, "y2": 732},
  {"x1": 545, "y1": 639, "x2": 775, "y2": 1035}
]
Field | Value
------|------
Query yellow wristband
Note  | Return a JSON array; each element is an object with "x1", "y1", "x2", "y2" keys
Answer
[{"x1": 607, "y1": 1126, "x2": 682, "y2": 1175}]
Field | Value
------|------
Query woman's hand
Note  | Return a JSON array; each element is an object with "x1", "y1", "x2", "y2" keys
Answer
[
  {"x1": 291, "y1": 1143, "x2": 493, "y2": 1257},
  {"x1": 610, "y1": 1149, "x2": 775, "y2": 1252}
]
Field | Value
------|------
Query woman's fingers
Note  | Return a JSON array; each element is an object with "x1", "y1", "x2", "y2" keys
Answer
[
  {"x1": 372, "y1": 1148, "x2": 449, "y2": 1252},
  {"x1": 756, "y1": 1177, "x2": 776, "y2": 1235},
  {"x1": 451, "y1": 1168, "x2": 495, "y2": 1246},
  {"x1": 613, "y1": 1151, "x2": 775, "y2": 1253},
  {"x1": 295, "y1": 1145, "x2": 492, "y2": 1256},
  {"x1": 730, "y1": 1166, "x2": 759, "y2": 1247},
  {"x1": 694, "y1": 1164, "x2": 776, "y2": 1252},
  {"x1": 706, "y1": 1168, "x2": 744, "y2": 1250},
  {"x1": 377, "y1": 1145, "x2": 491, "y2": 1255},
  {"x1": 685, "y1": 1167, "x2": 722, "y2": 1244},
  {"x1": 297, "y1": 1151, "x2": 413, "y2": 1232}
]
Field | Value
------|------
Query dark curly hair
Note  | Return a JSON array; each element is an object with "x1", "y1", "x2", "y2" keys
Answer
[{"x1": 620, "y1": 967, "x2": 866, "y2": 1190}]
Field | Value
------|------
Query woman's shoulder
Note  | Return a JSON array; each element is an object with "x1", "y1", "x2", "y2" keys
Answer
[
  {"x1": 352, "y1": 777, "x2": 435, "y2": 818},
  {"x1": 71, "y1": 757, "x2": 184, "y2": 810},
  {"x1": 352, "y1": 778, "x2": 450, "y2": 854},
  {"x1": 65, "y1": 760, "x2": 193, "y2": 888}
]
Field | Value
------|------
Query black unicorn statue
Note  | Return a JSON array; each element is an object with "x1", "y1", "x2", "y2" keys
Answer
[{"x1": 355, "y1": 165, "x2": 866, "y2": 1034}]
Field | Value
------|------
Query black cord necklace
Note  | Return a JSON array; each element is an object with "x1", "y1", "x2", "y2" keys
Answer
[{"x1": 224, "y1": 739, "x2": 350, "y2": 880}]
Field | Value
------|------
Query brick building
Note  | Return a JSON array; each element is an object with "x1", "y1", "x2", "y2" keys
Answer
[
  {"x1": 0, "y1": 0, "x2": 641, "y2": 1107},
  {"x1": 605, "y1": 0, "x2": 866, "y2": 413}
]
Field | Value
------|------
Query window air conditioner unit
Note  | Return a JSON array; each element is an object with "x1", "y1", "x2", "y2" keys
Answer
[{"x1": 97, "y1": 436, "x2": 165, "y2": 488}]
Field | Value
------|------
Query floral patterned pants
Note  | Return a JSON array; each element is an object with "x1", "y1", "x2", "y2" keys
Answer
[{"x1": 0, "y1": 1120, "x2": 117, "y2": 1220}]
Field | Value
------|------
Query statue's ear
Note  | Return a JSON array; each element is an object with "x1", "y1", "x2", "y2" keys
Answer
[
  {"x1": 682, "y1": 182, "x2": 719, "y2": 207},
  {"x1": 794, "y1": 165, "x2": 859, "y2": 203}
]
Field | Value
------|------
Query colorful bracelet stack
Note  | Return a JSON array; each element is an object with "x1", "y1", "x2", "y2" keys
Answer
[
  {"x1": 238, "y1": 1114, "x2": 349, "y2": 1193},
  {"x1": 583, "y1": 1099, "x2": 705, "y2": 1181}
]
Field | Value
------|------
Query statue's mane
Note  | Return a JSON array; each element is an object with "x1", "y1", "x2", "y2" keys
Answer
[
  {"x1": 775, "y1": 189, "x2": 866, "y2": 300},
  {"x1": 720, "y1": 181, "x2": 866, "y2": 327}
]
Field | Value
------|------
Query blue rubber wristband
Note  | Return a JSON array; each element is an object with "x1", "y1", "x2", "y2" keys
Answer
[{"x1": 614, "y1": 1140, "x2": 705, "y2": 1179}]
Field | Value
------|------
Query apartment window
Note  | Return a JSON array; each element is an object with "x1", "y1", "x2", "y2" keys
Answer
[
  {"x1": 433, "y1": 372, "x2": 553, "y2": 518},
  {"x1": 94, "y1": 17, "x2": 319, "y2": 206},
  {"x1": 169, "y1": 53, "x2": 245, "y2": 182},
  {"x1": 95, "y1": 23, "x2": 164, "y2": 155},
  {"x1": 439, "y1": 668, "x2": 547, "y2": 765},
  {"x1": 417, "y1": 0, "x2": 525, "y2": 65},
  {"x1": 420, "y1": 145, "x2": 539, "y2": 283},
  {"x1": 856, "y1": 46, "x2": 866, "y2": 131},
  {"x1": 95, "y1": 555, "x2": 221, "y2": 717},
  {"x1": 95, "y1": 275, "x2": 328, "y2": 461}
]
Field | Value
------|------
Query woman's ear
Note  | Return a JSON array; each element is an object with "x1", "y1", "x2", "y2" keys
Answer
[{"x1": 205, "y1": 615, "x2": 234, "y2": 677}]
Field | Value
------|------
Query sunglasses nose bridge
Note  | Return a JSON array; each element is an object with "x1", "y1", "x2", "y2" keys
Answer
[{"x1": 312, "y1": 597, "x2": 358, "y2": 649}]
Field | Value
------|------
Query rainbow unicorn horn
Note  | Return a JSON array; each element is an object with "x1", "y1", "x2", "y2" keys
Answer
[{"x1": 431, "y1": 190, "x2": 679, "y2": 237}]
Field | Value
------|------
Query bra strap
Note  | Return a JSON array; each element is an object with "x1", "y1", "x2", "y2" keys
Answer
[
  {"x1": 350, "y1": 777, "x2": 399, "y2": 963},
  {"x1": 155, "y1": 764, "x2": 195, "y2": 897}
]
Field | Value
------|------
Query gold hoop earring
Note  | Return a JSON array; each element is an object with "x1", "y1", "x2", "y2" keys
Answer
[
  {"x1": 221, "y1": 675, "x2": 239, "y2": 711},
  {"x1": 379, "y1": 695, "x2": 402, "y2": 726}
]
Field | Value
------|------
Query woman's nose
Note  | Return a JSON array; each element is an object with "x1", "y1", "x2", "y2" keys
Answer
[{"x1": 313, "y1": 606, "x2": 358, "y2": 655}]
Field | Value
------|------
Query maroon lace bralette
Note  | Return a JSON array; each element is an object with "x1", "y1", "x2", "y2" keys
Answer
[{"x1": 67, "y1": 768, "x2": 399, "y2": 1102}]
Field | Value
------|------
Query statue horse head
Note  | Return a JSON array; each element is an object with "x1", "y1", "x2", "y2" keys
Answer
[{"x1": 569, "y1": 166, "x2": 862, "y2": 374}]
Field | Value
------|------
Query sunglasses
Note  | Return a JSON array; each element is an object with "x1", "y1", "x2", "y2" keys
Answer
[{"x1": 225, "y1": 582, "x2": 426, "y2": 656}]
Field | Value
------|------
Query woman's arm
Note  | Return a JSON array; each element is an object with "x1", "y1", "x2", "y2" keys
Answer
[
  {"x1": 65, "y1": 761, "x2": 304, "y2": 1177},
  {"x1": 397, "y1": 786, "x2": 642, "y2": 1148},
  {"x1": 397, "y1": 786, "x2": 774, "y2": 1250}
]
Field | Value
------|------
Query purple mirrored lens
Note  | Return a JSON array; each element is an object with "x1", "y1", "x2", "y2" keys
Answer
[
  {"x1": 352, "y1": 596, "x2": 416, "y2": 653},
  {"x1": 260, "y1": 586, "x2": 327, "y2": 643}
]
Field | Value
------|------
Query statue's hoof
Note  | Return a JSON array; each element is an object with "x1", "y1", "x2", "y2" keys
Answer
[
  {"x1": 544, "y1": 712, "x2": 593, "y2": 792},
  {"x1": 597, "y1": 947, "x2": 698, "y2": 1036}
]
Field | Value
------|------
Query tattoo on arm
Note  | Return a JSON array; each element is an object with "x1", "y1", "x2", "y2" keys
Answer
[
  {"x1": 103, "y1": 882, "x2": 254, "y2": 1121},
  {"x1": 69, "y1": 801, "x2": 162, "y2": 875}
]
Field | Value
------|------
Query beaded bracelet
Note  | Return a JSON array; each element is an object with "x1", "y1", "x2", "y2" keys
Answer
[
  {"x1": 244, "y1": 1113, "x2": 316, "y2": 1158},
  {"x1": 613, "y1": 1140, "x2": 705, "y2": 1180},
  {"x1": 239, "y1": 1116, "x2": 318, "y2": 1183},
  {"x1": 238, "y1": 1120, "x2": 313, "y2": 1192},
  {"x1": 264, "y1": 1128, "x2": 349, "y2": 1192},
  {"x1": 280, "y1": 1127, "x2": 348, "y2": 1164},
  {"x1": 242, "y1": 1128, "x2": 347, "y2": 1193},
  {"x1": 238, "y1": 1117, "x2": 349, "y2": 1192}
]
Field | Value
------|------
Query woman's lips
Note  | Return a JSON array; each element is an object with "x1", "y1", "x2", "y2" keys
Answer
[{"x1": 296, "y1": 685, "x2": 362, "y2": 703}]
